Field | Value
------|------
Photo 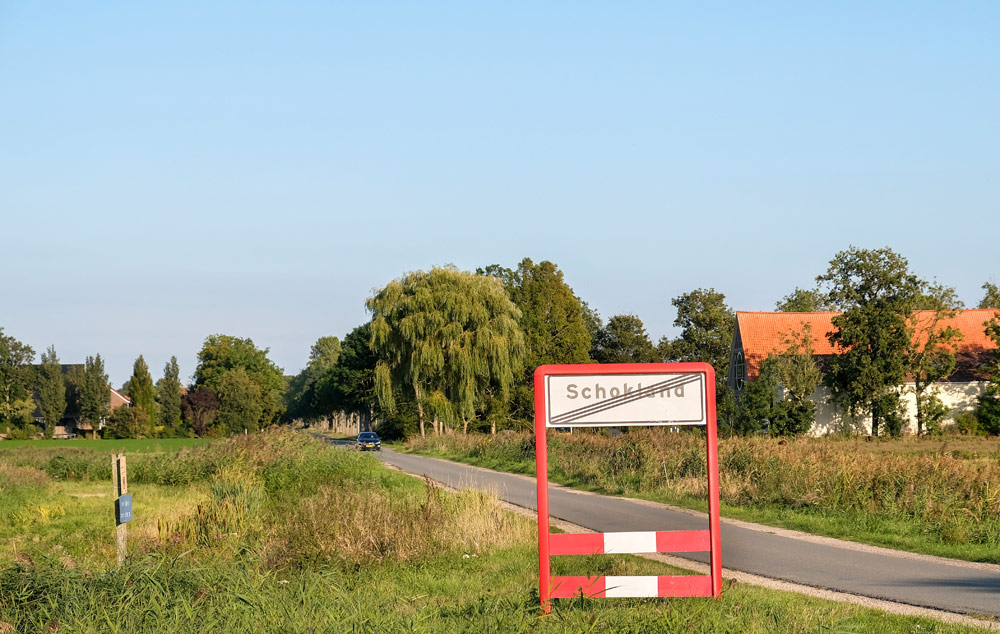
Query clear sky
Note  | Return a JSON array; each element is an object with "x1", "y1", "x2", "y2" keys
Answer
[{"x1": 2, "y1": 2, "x2": 998, "y2": 387}]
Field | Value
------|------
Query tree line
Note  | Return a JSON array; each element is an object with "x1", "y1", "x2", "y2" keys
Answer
[
  {"x1": 0, "y1": 333, "x2": 284, "y2": 440},
  {"x1": 2, "y1": 249, "x2": 998, "y2": 440},
  {"x1": 285, "y1": 250, "x2": 999, "y2": 439}
]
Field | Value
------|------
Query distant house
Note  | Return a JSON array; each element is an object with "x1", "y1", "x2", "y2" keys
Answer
[
  {"x1": 728, "y1": 309, "x2": 999, "y2": 434},
  {"x1": 110, "y1": 387, "x2": 131, "y2": 410},
  {"x1": 31, "y1": 364, "x2": 132, "y2": 438}
]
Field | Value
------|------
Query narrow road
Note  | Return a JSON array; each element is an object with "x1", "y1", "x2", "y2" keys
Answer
[{"x1": 372, "y1": 447, "x2": 1000, "y2": 619}]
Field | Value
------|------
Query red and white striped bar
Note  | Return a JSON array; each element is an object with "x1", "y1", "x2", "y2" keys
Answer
[
  {"x1": 549, "y1": 575, "x2": 714, "y2": 599},
  {"x1": 549, "y1": 530, "x2": 710, "y2": 556}
]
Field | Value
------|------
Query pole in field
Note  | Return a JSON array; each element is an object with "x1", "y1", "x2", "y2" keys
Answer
[{"x1": 112, "y1": 453, "x2": 131, "y2": 565}]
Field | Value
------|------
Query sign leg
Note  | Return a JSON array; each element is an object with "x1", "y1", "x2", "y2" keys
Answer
[
  {"x1": 536, "y1": 419, "x2": 551, "y2": 612},
  {"x1": 112, "y1": 453, "x2": 128, "y2": 566}
]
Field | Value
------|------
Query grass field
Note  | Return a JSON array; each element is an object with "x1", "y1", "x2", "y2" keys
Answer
[
  {"x1": 0, "y1": 438, "x2": 214, "y2": 452},
  {"x1": 404, "y1": 431, "x2": 1000, "y2": 564},
  {"x1": 1, "y1": 430, "x2": 995, "y2": 632}
]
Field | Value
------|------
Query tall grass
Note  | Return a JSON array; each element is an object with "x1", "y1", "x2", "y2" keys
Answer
[
  {"x1": 1, "y1": 544, "x2": 992, "y2": 633},
  {"x1": 407, "y1": 431, "x2": 1000, "y2": 561},
  {"x1": 265, "y1": 477, "x2": 530, "y2": 568},
  {"x1": 2, "y1": 430, "x2": 995, "y2": 632}
]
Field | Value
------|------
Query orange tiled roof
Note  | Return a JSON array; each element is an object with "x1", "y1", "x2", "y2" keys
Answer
[{"x1": 737, "y1": 309, "x2": 999, "y2": 380}]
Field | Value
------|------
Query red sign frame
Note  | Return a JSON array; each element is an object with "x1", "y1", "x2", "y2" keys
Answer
[{"x1": 534, "y1": 362, "x2": 722, "y2": 611}]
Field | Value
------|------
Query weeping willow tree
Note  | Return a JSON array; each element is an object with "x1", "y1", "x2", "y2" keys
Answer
[{"x1": 367, "y1": 266, "x2": 525, "y2": 437}]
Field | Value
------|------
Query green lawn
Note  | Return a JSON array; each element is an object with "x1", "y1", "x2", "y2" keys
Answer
[{"x1": 0, "y1": 438, "x2": 214, "y2": 452}]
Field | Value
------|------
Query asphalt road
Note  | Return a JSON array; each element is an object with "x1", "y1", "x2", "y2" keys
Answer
[{"x1": 368, "y1": 446, "x2": 1000, "y2": 618}]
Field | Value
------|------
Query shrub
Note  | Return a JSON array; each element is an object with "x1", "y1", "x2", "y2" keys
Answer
[
  {"x1": 977, "y1": 388, "x2": 1000, "y2": 436},
  {"x1": 953, "y1": 411, "x2": 982, "y2": 436},
  {"x1": 103, "y1": 407, "x2": 149, "y2": 439},
  {"x1": 919, "y1": 392, "x2": 950, "y2": 435},
  {"x1": 878, "y1": 393, "x2": 907, "y2": 437},
  {"x1": 770, "y1": 401, "x2": 814, "y2": 436}
]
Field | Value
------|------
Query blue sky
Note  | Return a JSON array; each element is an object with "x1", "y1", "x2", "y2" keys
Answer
[{"x1": 2, "y1": 2, "x2": 998, "y2": 387}]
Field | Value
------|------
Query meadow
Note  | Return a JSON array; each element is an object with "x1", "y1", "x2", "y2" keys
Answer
[
  {"x1": 1, "y1": 430, "x2": 995, "y2": 632},
  {"x1": 0, "y1": 439, "x2": 213, "y2": 453},
  {"x1": 405, "y1": 431, "x2": 1000, "y2": 563}
]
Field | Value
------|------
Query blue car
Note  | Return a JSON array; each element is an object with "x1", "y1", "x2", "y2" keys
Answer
[{"x1": 356, "y1": 431, "x2": 381, "y2": 451}]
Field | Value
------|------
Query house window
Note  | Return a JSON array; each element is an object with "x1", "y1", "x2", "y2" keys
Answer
[{"x1": 735, "y1": 351, "x2": 746, "y2": 392}]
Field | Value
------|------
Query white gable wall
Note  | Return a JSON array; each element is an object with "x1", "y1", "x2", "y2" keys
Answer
[{"x1": 809, "y1": 381, "x2": 987, "y2": 435}]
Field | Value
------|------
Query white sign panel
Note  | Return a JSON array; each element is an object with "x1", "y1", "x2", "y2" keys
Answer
[{"x1": 545, "y1": 372, "x2": 706, "y2": 427}]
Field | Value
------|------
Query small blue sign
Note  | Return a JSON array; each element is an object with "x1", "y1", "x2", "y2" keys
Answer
[{"x1": 116, "y1": 494, "x2": 133, "y2": 524}]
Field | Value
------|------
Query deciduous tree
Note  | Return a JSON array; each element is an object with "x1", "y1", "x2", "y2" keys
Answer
[
  {"x1": 591, "y1": 314, "x2": 659, "y2": 363},
  {"x1": 129, "y1": 355, "x2": 158, "y2": 435},
  {"x1": 286, "y1": 336, "x2": 341, "y2": 421},
  {"x1": 156, "y1": 356, "x2": 183, "y2": 434},
  {"x1": 658, "y1": 288, "x2": 737, "y2": 432},
  {"x1": 817, "y1": 247, "x2": 922, "y2": 436},
  {"x1": 194, "y1": 334, "x2": 285, "y2": 425},
  {"x1": 907, "y1": 283, "x2": 963, "y2": 435},
  {"x1": 776, "y1": 288, "x2": 835, "y2": 312},
  {"x1": 657, "y1": 288, "x2": 735, "y2": 374},
  {"x1": 369, "y1": 266, "x2": 525, "y2": 436},
  {"x1": 507, "y1": 259, "x2": 591, "y2": 368},
  {"x1": 976, "y1": 315, "x2": 1000, "y2": 435},
  {"x1": 480, "y1": 259, "x2": 592, "y2": 425},
  {"x1": 80, "y1": 354, "x2": 110, "y2": 433},
  {"x1": 314, "y1": 326, "x2": 377, "y2": 418},
  {"x1": 104, "y1": 405, "x2": 148, "y2": 439},
  {"x1": 64, "y1": 365, "x2": 85, "y2": 424},
  {"x1": 0, "y1": 328, "x2": 35, "y2": 430},
  {"x1": 980, "y1": 282, "x2": 1000, "y2": 310},
  {"x1": 215, "y1": 368, "x2": 264, "y2": 435},
  {"x1": 735, "y1": 326, "x2": 821, "y2": 436},
  {"x1": 735, "y1": 366, "x2": 777, "y2": 434},
  {"x1": 766, "y1": 326, "x2": 822, "y2": 435},
  {"x1": 37, "y1": 346, "x2": 67, "y2": 438},
  {"x1": 182, "y1": 387, "x2": 220, "y2": 437}
]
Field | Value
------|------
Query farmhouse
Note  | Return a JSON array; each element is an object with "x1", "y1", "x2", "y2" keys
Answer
[{"x1": 728, "y1": 309, "x2": 999, "y2": 434}]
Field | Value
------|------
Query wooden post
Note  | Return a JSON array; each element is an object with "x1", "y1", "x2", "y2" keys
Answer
[{"x1": 112, "y1": 453, "x2": 128, "y2": 565}]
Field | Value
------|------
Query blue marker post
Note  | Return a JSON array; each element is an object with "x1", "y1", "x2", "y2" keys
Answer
[{"x1": 116, "y1": 494, "x2": 133, "y2": 524}]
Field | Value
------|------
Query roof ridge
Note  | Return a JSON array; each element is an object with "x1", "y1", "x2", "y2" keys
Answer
[{"x1": 736, "y1": 311, "x2": 840, "y2": 315}]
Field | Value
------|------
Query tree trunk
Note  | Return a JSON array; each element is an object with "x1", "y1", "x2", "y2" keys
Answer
[
  {"x1": 491, "y1": 420, "x2": 496, "y2": 435},
  {"x1": 463, "y1": 419, "x2": 469, "y2": 434},
  {"x1": 914, "y1": 378, "x2": 924, "y2": 436},
  {"x1": 414, "y1": 385, "x2": 426, "y2": 438}
]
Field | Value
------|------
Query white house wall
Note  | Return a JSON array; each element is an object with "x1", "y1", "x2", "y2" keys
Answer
[{"x1": 808, "y1": 381, "x2": 987, "y2": 436}]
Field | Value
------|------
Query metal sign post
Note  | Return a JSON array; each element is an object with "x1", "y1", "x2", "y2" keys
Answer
[
  {"x1": 112, "y1": 453, "x2": 131, "y2": 565},
  {"x1": 534, "y1": 362, "x2": 722, "y2": 612}
]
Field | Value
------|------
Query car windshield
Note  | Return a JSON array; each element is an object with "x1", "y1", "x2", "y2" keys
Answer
[{"x1": 358, "y1": 433, "x2": 379, "y2": 440}]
